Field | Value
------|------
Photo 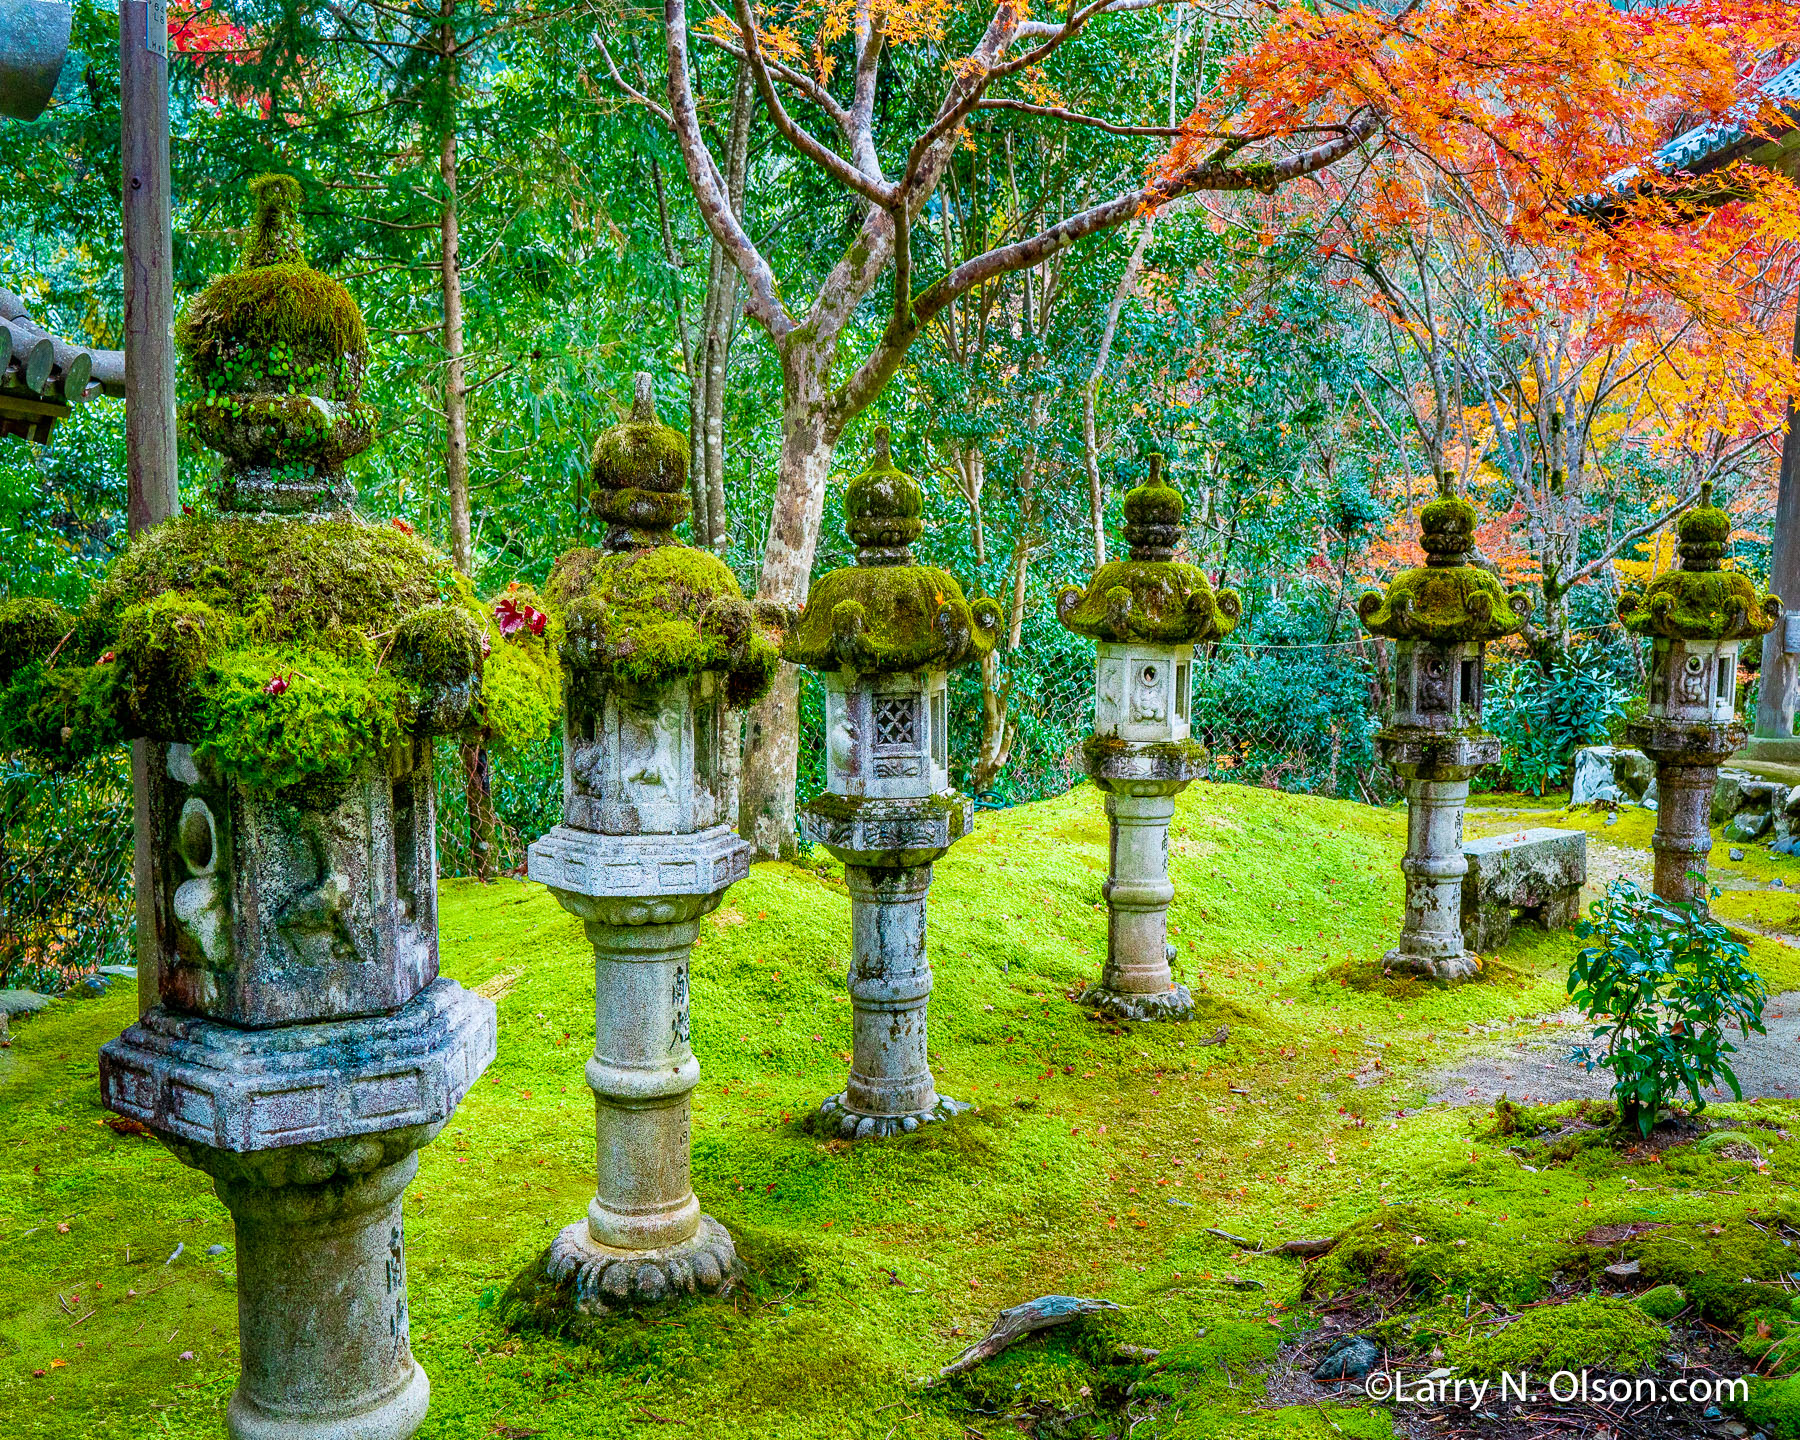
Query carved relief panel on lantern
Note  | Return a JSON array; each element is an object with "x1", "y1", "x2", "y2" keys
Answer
[
  {"x1": 1390, "y1": 638, "x2": 1485, "y2": 733},
  {"x1": 565, "y1": 670, "x2": 735, "y2": 834},
  {"x1": 1093, "y1": 642, "x2": 1192, "y2": 743},
  {"x1": 1647, "y1": 638, "x2": 1742, "y2": 724},
  {"x1": 824, "y1": 668, "x2": 950, "y2": 800}
]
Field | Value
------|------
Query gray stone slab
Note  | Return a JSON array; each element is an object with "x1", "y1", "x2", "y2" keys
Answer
[
  {"x1": 1461, "y1": 827, "x2": 1586, "y2": 952},
  {"x1": 98, "y1": 977, "x2": 495, "y2": 1152}
]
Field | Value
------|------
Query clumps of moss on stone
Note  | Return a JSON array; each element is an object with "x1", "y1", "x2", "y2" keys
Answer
[
  {"x1": 1618, "y1": 485, "x2": 1780, "y2": 642},
  {"x1": 176, "y1": 176, "x2": 368, "y2": 407},
  {"x1": 786, "y1": 564, "x2": 999, "y2": 675},
  {"x1": 1082, "y1": 734, "x2": 1207, "y2": 778},
  {"x1": 587, "y1": 374, "x2": 690, "y2": 549},
  {"x1": 197, "y1": 647, "x2": 405, "y2": 790},
  {"x1": 785, "y1": 429, "x2": 999, "y2": 677},
  {"x1": 0, "y1": 511, "x2": 560, "y2": 786},
  {"x1": 1358, "y1": 482, "x2": 1531, "y2": 642},
  {"x1": 0, "y1": 597, "x2": 75, "y2": 687},
  {"x1": 1057, "y1": 456, "x2": 1240, "y2": 646},
  {"x1": 1450, "y1": 1297, "x2": 1669, "y2": 1379},
  {"x1": 1301, "y1": 1203, "x2": 1567, "y2": 1308},
  {"x1": 548, "y1": 544, "x2": 777, "y2": 709}
]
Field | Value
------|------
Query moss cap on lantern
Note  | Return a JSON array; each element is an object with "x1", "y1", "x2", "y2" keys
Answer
[
  {"x1": 587, "y1": 372, "x2": 690, "y2": 550},
  {"x1": 548, "y1": 374, "x2": 778, "y2": 708},
  {"x1": 1055, "y1": 453, "x2": 1241, "y2": 645},
  {"x1": 0, "y1": 513, "x2": 562, "y2": 789},
  {"x1": 176, "y1": 174, "x2": 376, "y2": 507},
  {"x1": 1357, "y1": 475, "x2": 1531, "y2": 642},
  {"x1": 785, "y1": 428, "x2": 1000, "y2": 675},
  {"x1": 1617, "y1": 484, "x2": 1780, "y2": 641}
]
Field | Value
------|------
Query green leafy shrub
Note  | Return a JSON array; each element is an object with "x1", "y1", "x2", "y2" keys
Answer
[
  {"x1": 1484, "y1": 648, "x2": 1630, "y2": 796},
  {"x1": 1569, "y1": 879, "x2": 1767, "y2": 1135}
]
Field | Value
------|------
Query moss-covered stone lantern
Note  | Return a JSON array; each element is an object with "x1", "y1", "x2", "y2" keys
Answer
[
  {"x1": 785, "y1": 428, "x2": 1000, "y2": 1138},
  {"x1": 1619, "y1": 484, "x2": 1779, "y2": 905},
  {"x1": 0, "y1": 175, "x2": 560, "y2": 1440},
  {"x1": 1358, "y1": 477, "x2": 1530, "y2": 980},
  {"x1": 519, "y1": 373, "x2": 778, "y2": 1316},
  {"x1": 1055, "y1": 454, "x2": 1240, "y2": 1021}
]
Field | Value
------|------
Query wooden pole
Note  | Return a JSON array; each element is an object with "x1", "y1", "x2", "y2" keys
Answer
[
  {"x1": 121, "y1": 0, "x2": 177, "y2": 1018},
  {"x1": 1753, "y1": 301, "x2": 1800, "y2": 745}
]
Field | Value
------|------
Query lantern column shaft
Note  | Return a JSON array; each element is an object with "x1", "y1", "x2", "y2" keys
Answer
[
  {"x1": 221, "y1": 1156, "x2": 428, "y2": 1440},
  {"x1": 842, "y1": 863, "x2": 937, "y2": 1119},
  {"x1": 1100, "y1": 790, "x2": 1184, "y2": 1001},
  {"x1": 582, "y1": 915, "x2": 703, "y2": 1252},
  {"x1": 1649, "y1": 760, "x2": 1717, "y2": 906},
  {"x1": 1396, "y1": 774, "x2": 1471, "y2": 964}
]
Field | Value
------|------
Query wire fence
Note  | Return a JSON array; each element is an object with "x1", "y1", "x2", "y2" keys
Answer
[{"x1": 2, "y1": 640, "x2": 1390, "y2": 984}]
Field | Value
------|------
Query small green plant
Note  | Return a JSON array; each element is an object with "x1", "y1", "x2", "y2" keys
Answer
[{"x1": 1569, "y1": 879, "x2": 1767, "y2": 1136}]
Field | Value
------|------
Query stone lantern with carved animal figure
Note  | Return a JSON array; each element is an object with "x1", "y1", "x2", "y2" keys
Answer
[
  {"x1": 1358, "y1": 475, "x2": 1531, "y2": 981},
  {"x1": 786, "y1": 428, "x2": 1001, "y2": 1138},
  {"x1": 19, "y1": 175, "x2": 568, "y2": 1440},
  {"x1": 1057, "y1": 454, "x2": 1240, "y2": 1021},
  {"x1": 1619, "y1": 484, "x2": 1779, "y2": 905},
  {"x1": 518, "y1": 373, "x2": 780, "y2": 1318}
]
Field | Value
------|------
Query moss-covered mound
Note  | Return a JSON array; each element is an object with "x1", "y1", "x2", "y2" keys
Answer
[
  {"x1": 1628, "y1": 1211, "x2": 1800, "y2": 1323},
  {"x1": 0, "y1": 515, "x2": 559, "y2": 788},
  {"x1": 1449, "y1": 1297, "x2": 1669, "y2": 1378},
  {"x1": 784, "y1": 564, "x2": 999, "y2": 676},
  {"x1": 1302, "y1": 1202, "x2": 1566, "y2": 1307},
  {"x1": 174, "y1": 174, "x2": 374, "y2": 479},
  {"x1": 547, "y1": 544, "x2": 777, "y2": 709}
]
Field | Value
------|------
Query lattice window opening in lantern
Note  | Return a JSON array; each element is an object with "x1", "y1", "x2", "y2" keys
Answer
[
  {"x1": 1458, "y1": 654, "x2": 1481, "y2": 721},
  {"x1": 1175, "y1": 661, "x2": 1190, "y2": 723},
  {"x1": 1718, "y1": 655, "x2": 1736, "y2": 710},
  {"x1": 873, "y1": 694, "x2": 920, "y2": 753}
]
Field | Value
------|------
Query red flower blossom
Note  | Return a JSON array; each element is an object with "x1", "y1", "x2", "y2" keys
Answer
[
  {"x1": 493, "y1": 596, "x2": 547, "y2": 638},
  {"x1": 264, "y1": 674, "x2": 289, "y2": 696}
]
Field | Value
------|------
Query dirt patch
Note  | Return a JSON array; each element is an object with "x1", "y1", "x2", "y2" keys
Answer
[
  {"x1": 1427, "y1": 993, "x2": 1800, "y2": 1107},
  {"x1": 1579, "y1": 1222, "x2": 1668, "y2": 1246}
]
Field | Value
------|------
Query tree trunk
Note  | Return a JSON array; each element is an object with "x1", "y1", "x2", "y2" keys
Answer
[
  {"x1": 698, "y1": 59, "x2": 755, "y2": 551},
  {"x1": 738, "y1": 360, "x2": 837, "y2": 860},
  {"x1": 437, "y1": 40, "x2": 493, "y2": 881}
]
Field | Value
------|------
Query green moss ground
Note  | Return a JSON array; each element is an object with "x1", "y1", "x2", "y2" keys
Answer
[{"x1": 4, "y1": 782, "x2": 1798, "y2": 1437}]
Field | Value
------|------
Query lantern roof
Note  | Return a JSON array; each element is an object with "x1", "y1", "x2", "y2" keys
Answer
[
  {"x1": 1056, "y1": 453, "x2": 1241, "y2": 646},
  {"x1": 587, "y1": 372, "x2": 691, "y2": 551},
  {"x1": 784, "y1": 427, "x2": 999, "y2": 675},
  {"x1": 1618, "y1": 483, "x2": 1780, "y2": 641},
  {"x1": 1357, "y1": 474, "x2": 1529, "y2": 643}
]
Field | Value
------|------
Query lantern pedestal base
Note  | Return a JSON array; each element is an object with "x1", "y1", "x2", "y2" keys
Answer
[
  {"x1": 1630, "y1": 718, "x2": 1744, "y2": 908},
  {"x1": 1380, "y1": 947, "x2": 1481, "y2": 982},
  {"x1": 816, "y1": 1090, "x2": 967, "y2": 1139},
  {"x1": 1078, "y1": 982, "x2": 1194, "y2": 1023},
  {"x1": 542, "y1": 1213, "x2": 738, "y2": 1316}
]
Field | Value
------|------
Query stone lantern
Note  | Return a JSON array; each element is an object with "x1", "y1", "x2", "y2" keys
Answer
[
  {"x1": 786, "y1": 428, "x2": 999, "y2": 1138},
  {"x1": 1358, "y1": 477, "x2": 1530, "y2": 980},
  {"x1": 1055, "y1": 454, "x2": 1240, "y2": 1021},
  {"x1": 523, "y1": 373, "x2": 779, "y2": 1314},
  {"x1": 85, "y1": 176, "x2": 513, "y2": 1440},
  {"x1": 1619, "y1": 484, "x2": 1778, "y2": 905}
]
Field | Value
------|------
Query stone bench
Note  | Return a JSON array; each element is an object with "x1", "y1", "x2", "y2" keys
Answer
[{"x1": 1461, "y1": 827, "x2": 1587, "y2": 953}]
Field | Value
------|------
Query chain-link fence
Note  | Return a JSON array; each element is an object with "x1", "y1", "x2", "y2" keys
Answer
[{"x1": 1, "y1": 639, "x2": 1387, "y2": 978}]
